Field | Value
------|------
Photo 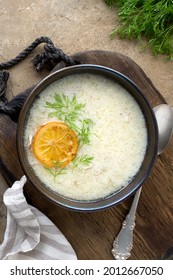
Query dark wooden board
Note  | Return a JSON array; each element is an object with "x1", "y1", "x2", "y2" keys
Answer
[{"x1": 1, "y1": 50, "x2": 173, "y2": 260}]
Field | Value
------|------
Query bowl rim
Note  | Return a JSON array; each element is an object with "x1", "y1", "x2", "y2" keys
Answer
[{"x1": 17, "y1": 64, "x2": 158, "y2": 211}]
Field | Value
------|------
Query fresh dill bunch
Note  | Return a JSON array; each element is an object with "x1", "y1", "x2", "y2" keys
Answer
[
  {"x1": 71, "y1": 155, "x2": 94, "y2": 170},
  {"x1": 105, "y1": 0, "x2": 173, "y2": 59},
  {"x1": 104, "y1": 0, "x2": 117, "y2": 7}
]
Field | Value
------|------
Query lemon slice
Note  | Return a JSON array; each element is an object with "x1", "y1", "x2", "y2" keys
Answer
[{"x1": 32, "y1": 121, "x2": 78, "y2": 168}]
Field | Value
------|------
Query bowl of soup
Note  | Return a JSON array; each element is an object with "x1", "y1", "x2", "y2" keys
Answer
[{"x1": 17, "y1": 64, "x2": 158, "y2": 211}]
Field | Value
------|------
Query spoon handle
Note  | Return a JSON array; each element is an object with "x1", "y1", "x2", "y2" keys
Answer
[{"x1": 112, "y1": 187, "x2": 142, "y2": 260}]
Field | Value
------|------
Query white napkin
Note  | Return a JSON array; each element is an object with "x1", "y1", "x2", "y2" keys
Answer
[{"x1": 0, "y1": 176, "x2": 77, "y2": 260}]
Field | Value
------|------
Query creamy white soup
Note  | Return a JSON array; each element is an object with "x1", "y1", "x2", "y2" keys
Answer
[{"x1": 24, "y1": 73, "x2": 147, "y2": 200}]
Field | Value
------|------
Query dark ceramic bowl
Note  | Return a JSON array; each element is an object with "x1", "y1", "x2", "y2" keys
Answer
[{"x1": 17, "y1": 64, "x2": 158, "y2": 211}]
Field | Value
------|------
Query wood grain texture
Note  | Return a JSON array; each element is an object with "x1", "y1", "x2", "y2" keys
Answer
[{"x1": 0, "y1": 50, "x2": 173, "y2": 260}]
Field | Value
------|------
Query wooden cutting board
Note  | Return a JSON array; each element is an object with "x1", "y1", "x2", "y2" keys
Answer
[{"x1": 0, "y1": 50, "x2": 173, "y2": 260}]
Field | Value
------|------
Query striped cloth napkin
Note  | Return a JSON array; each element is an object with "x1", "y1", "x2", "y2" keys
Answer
[{"x1": 0, "y1": 176, "x2": 77, "y2": 260}]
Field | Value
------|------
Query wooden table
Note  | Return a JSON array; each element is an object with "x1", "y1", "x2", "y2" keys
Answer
[{"x1": 0, "y1": 50, "x2": 173, "y2": 259}]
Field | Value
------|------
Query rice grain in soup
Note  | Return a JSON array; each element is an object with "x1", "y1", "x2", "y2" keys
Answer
[{"x1": 24, "y1": 73, "x2": 147, "y2": 200}]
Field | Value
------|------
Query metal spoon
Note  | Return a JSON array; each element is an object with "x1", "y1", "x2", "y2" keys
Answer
[{"x1": 112, "y1": 104, "x2": 173, "y2": 260}]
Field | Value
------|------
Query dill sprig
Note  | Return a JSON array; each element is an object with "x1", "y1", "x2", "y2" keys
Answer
[
  {"x1": 44, "y1": 156, "x2": 94, "y2": 180},
  {"x1": 78, "y1": 119, "x2": 94, "y2": 146},
  {"x1": 44, "y1": 161, "x2": 67, "y2": 182},
  {"x1": 46, "y1": 93, "x2": 94, "y2": 146},
  {"x1": 46, "y1": 93, "x2": 85, "y2": 123},
  {"x1": 71, "y1": 155, "x2": 94, "y2": 170}
]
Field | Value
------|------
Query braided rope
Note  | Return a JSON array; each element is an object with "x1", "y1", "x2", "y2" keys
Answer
[
  {"x1": 0, "y1": 37, "x2": 50, "y2": 69},
  {"x1": 0, "y1": 36, "x2": 77, "y2": 70},
  {"x1": 0, "y1": 36, "x2": 79, "y2": 121},
  {"x1": 0, "y1": 71, "x2": 9, "y2": 100}
]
